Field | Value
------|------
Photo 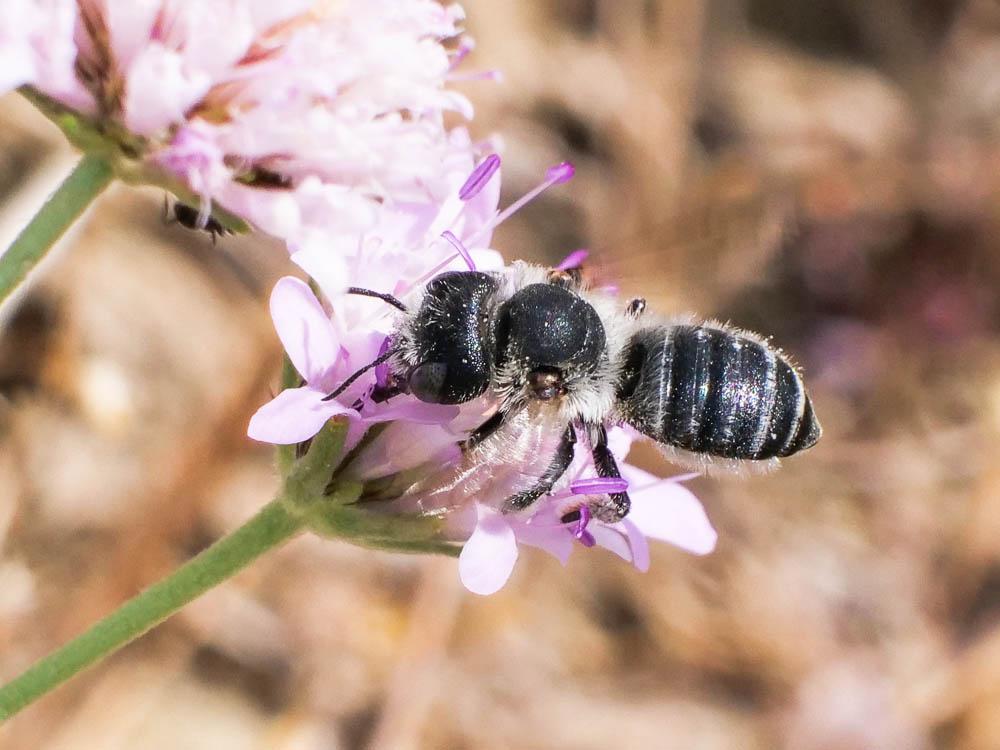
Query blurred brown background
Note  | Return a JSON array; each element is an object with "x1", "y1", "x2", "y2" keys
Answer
[{"x1": 3, "y1": 0, "x2": 1000, "y2": 747}]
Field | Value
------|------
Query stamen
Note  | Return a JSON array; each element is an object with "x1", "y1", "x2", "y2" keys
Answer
[
  {"x1": 441, "y1": 230, "x2": 475, "y2": 271},
  {"x1": 463, "y1": 160, "x2": 576, "y2": 248},
  {"x1": 670, "y1": 472, "x2": 702, "y2": 483},
  {"x1": 569, "y1": 505, "x2": 596, "y2": 547},
  {"x1": 448, "y1": 70, "x2": 504, "y2": 82},
  {"x1": 570, "y1": 477, "x2": 628, "y2": 495},
  {"x1": 557, "y1": 249, "x2": 589, "y2": 270},
  {"x1": 449, "y1": 36, "x2": 475, "y2": 70},
  {"x1": 546, "y1": 162, "x2": 575, "y2": 184},
  {"x1": 458, "y1": 154, "x2": 500, "y2": 201}
]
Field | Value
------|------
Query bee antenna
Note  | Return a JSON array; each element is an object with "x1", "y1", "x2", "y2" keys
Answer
[
  {"x1": 347, "y1": 287, "x2": 408, "y2": 312},
  {"x1": 322, "y1": 348, "x2": 398, "y2": 402}
]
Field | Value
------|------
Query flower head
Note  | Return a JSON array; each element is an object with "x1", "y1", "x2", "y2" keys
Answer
[
  {"x1": 247, "y1": 153, "x2": 718, "y2": 594},
  {"x1": 12, "y1": 0, "x2": 481, "y2": 253}
]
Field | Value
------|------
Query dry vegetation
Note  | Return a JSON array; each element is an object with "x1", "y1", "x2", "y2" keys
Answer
[{"x1": 3, "y1": 1, "x2": 1000, "y2": 747}]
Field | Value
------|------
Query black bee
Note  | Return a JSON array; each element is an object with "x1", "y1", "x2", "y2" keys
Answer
[
  {"x1": 163, "y1": 198, "x2": 232, "y2": 244},
  {"x1": 331, "y1": 261, "x2": 821, "y2": 522}
]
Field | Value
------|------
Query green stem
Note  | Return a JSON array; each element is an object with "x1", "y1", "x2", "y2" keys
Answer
[
  {"x1": 275, "y1": 355, "x2": 303, "y2": 476},
  {"x1": 0, "y1": 153, "x2": 114, "y2": 307},
  {"x1": 0, "y1": 419, "x2": 459, "y2": 721},
  {"x1": 0, "y1": 497, "x2": 304, "y2": 721}
]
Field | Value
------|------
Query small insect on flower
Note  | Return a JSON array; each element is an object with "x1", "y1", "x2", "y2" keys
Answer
[
  {"x1": 163, "y1": 198, "x2": 233, "y2": 245},
  {"x1": 328, "y1": 249, "x2": 822, "y2": 526}
]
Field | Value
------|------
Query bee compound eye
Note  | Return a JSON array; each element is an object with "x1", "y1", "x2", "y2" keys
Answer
[{"x1": 408, "y1": 362, "x2": 449, "y2": 403}]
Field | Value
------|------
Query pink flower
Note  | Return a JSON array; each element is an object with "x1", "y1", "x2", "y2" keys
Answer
[
  {"x1": 247, "y1": 276, "x2": 460, "y2": 445},
  {"x1": 10, "y1": 0, "x2": 481, "y2": 253},
  {"x1": 457, "y1": 429, "x2": 718, "y2": 595}
]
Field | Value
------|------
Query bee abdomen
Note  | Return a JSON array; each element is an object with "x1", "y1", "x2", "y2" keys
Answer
[{"x1": 617, "y1": 325, "x2": 821, "y2": 460}]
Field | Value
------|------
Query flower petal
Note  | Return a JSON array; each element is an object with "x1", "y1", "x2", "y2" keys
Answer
[
  {"x1": 605, "y1": 426, "x2": 636, "y2": 461},
  {"x1": 290, "y1": 240, "x2": 351, "y2": 303},
  {"x1": 347, "y1": 422, "x2": 460, "y2": 480},
  {"x1": 513, "y1": 520, "x2": 574, "y2": 565},
  {"x1": 270, "y1": 276, "x2": 339, "y2": 385},
  {"x1": 247, "y1": 387, "x2": 351, "y2": 445},
  {"x1": 459, "y1": 505, "x2": 519, "y2": 595},
  {"x1": 627, "y1": 479, "x2": 718, "y2": 555},
  {"x1": 362, "y1": 400, "x2": 460, "y2": 425},
  {"x1": 590, "y1": 524, "x2": 633, "y2": 563},
  {"x1": 620, "y1": 519, "x2": 650, "y2": 572}
]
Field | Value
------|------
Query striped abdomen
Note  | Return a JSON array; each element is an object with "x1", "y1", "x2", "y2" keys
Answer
[{"x1": 616, "y1": 324, "x2": 821, "y2": 460}]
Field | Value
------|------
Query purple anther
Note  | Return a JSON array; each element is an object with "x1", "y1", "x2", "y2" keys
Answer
[
  {"x1": 546, "y1": 161, "x2": 575, "y2": 184},
  {"x1": 556, "y1": 249, "x2": 589, "y2": 271},
  {"x1": 458, "y1": 154, "x2": 501, "y2": 201},
  {"x1": 441, "y1": 230, "x2": 475, "y2": 271},
  {"x1": 449, "y1": 37, "x2": 474, "y2": 70},
  {"x1": 374, "y1": 335, "x2": 392, "y2": 388},
  {"x1": 570, "y1": 505, "x2": 596, "y2": 547},
  {"x1": 570, "y1": 477, "x2": 629, "y2": 495}
]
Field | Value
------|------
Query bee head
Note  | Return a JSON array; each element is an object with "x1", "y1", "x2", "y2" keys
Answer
[{"x1": 494, "y1": 283, "x2": 606, "y2": 401}]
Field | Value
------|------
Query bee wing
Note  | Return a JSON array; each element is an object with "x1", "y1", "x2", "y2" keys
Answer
[
  {"x1": 589, "y1": 172, "x2": 798, "y2": 307},
  {"x1": 407, "y1": 402, "x2": 571, "y2": 514}
]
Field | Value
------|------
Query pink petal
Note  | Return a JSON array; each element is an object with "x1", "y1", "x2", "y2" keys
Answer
[
  {"x1": 627, "y1": 481, "x2": 718, "y2": 556},
  {"x1": 290, "y1": 242, "x2": 350, "y2": 303},
  {"x1": 247, "y1": 387, "x2": 351, "y2": 445},
  {"x1": 512, "y1": 520, "x2": 574, "y2": 565},
  {"x1": 123, "y1": 45, "x2": 212, "y2": 135},
  {"x1": 270, "y1": 277, "x2": 339, "y2": 385},
  {"x1": 620, "y1": 519, "x2": 650, "y2": 572},
  {"x1": 606, "y1": 426, "x2": 636, "y2": 461},
  {"x1": 468, "y1": 248, "x2": 505, "y2": 271},
  {"x1": 362, "y1": 401, "x2": 460, "y2": 425},
  {"x1": 459, "y1": 505, "x2": 519, "y2": 595},
  {"x1": 346, "y1": 422, "x2": 462, "y2": 481},
  {"x1": 590, "y1": 525, "x2": 633, "y2": 563}
]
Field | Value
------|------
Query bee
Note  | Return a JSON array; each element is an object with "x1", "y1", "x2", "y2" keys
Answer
[
  {"x1": 163, "y1": 197, "x2": 233, "y2": 244},
  {"x1": 330, "y1": 260, "x2": 821, "y2": 522}
]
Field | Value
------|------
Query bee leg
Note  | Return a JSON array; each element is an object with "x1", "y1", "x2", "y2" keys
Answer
[
  {"x1": 586, "y1": 423, "x2": 631, "y2": 521},
  {"x1": 346, "y1": 287, "x2": 408, "y2": 312},
  {"x1": 462, "y1": 409, "x2": 507, "y2": 451},
  {"x1": 501, "y1": 424, "x2": 576, "y2": 512}
]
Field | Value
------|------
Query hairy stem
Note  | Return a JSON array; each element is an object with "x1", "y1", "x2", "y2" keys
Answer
[
  {"x1": 0, "y1": 497, "x2": 304, "y2": 721},
  {"x1": 0, "y1": 154, "x2": 114, "y2": 307}
]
